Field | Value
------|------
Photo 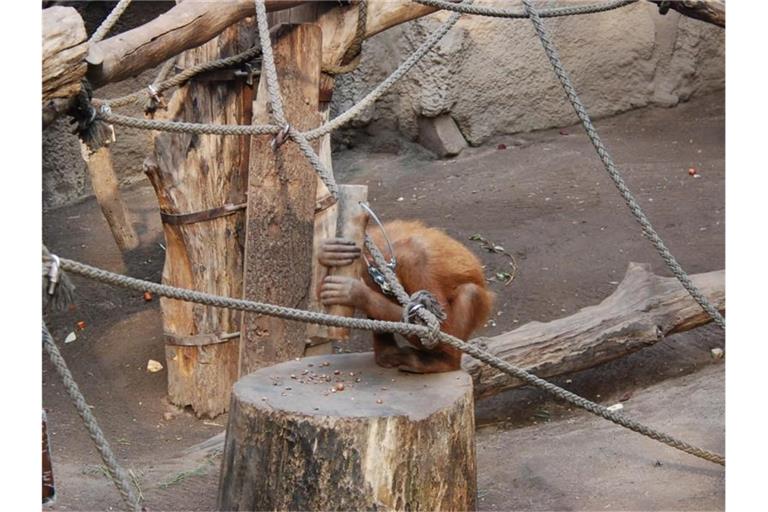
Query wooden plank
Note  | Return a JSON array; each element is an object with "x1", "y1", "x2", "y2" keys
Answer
[
  {"x1": 239, "y1": 23, "x2": 322, "y2": 375},
  {"x1": 463, "y1": 263, "x2": 726, "y2": 400},
  {"x1": 80, "y1": 144, "x2": 140, "y2": 252},
  {"x1": 649, "y1": 0, "x2": 725, "y2": 28},
  {"x1": 145, "y1": 13, "x2": 256, "y2": 418}
]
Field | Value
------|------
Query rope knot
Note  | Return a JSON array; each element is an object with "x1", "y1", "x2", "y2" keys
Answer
[
  {"x1": 402, "y1": 290, "x2": 446, "y2": 349},
  {"x1": 143, "y1": 84, "x2": 167, "y2": 115}
]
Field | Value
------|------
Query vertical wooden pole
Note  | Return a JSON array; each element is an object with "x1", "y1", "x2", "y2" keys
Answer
[
  {"x1": 145, "y1": 14, "x2": 255, "y2": 418},
  {"x1": 80, "y1": 143, "x2": 140, "y2": 252},
  {"x1": 239, "y1": 23, "x2": 322, "y2": 376},
  {"x1": 306, "y1": 184, "x2": 368, "y2": 351}
]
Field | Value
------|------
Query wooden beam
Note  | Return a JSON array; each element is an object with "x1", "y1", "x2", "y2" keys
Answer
[
  {"x1": 86, "y1": 0, "x2": 304, "y2": 87},
  {"x1": 647, "y1": 0, "x2": 725, "y2": 28},
  {"x1": 85, "y1": 0, "x2": 441, "y2": 89},
  {"x1": 42, "y1": 6, "x2": 87, "y2": 126},
  {"x1": 239, "y1": 23, "x2": 322, "y2": 375},
  {"x1": 463, "y1": 263, "x2": 725, "y2": 400},
  {"x1": 80, "y1": 144, "x2": 140, "y2": 252}
]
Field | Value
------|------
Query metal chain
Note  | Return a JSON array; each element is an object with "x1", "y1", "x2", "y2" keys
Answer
[
  {"x1": 43, "y1": 323, "x2": 143, "y2": 511},
  {"x1": 88, "y1": 0, "x2": 133, "y2": 44},
  {"x1": 412, "y1": 0, "x2": 638, "y2": 18},
  {"x1": 53, "y1": 255, "x2": 724, "y2": 466},
  {"x1": 519, "y1": 0, "x2": 725, "y2": 329}
]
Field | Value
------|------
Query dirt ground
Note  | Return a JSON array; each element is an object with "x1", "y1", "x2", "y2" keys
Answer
[{"x1": 42, "y1": 90, "x2": 725, "y2": 511}]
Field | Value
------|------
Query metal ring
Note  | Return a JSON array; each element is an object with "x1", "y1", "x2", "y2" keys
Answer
[{"x1": 359, "y1": 201, "x2": 396, "y2": 270}]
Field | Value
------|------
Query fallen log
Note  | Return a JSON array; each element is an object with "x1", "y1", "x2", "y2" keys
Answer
[
  {"x1": 464, "y1": 263, "x2": 725, "y2": 400},
  {"x1": 647, "y1": 0, "x2": 725, "y2": 28}
]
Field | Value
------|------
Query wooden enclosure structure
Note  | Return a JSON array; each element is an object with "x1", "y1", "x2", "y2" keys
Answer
[{"x1": 42, "y1": 0, "x2": 726, "y2": 418}]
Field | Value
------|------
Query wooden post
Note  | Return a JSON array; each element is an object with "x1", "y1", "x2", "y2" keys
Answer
[
  {"x1": 80, "y1": 144, "x2": 140, "y2": 252},
  {"x1": 306, "y1": 184, "x2": 368, "y2": 349},
  {"x1": 239, "y1": 23, "x2": 322, "y2": 375},
  {"x1": 218, "y1": 353, "x2": 477, "y2": 511},
  {"x1": 145, "y1": 14, "x2": 256, "y2": 418}
]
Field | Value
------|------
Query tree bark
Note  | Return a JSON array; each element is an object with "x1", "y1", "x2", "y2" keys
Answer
[
  {"x1": 144, "y1": 13, "x2": 256, "y2": 418},
  {"x1": 463, "y1": 263, "x2": 725, "y2": 400},
  {"x1": 42, "y1": 6, "x2": 87, "y2": 126},
  {"x1": 239, "y1": 23, "x2": 321, "y2": 375},
  {"x1": 218, "y1": 352, "x2": 477, "y2": 511}
]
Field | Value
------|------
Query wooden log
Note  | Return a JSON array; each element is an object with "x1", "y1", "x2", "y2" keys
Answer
[
  {"x1": 144, "y1": 13, "x2": 256, "y2": 418},
  {"x1": 464, "y1": 263, "x2": 725, "y2": 400},
  {"x1": 218, "y1": 353, "x2": 477, "y2": 511},
  {"x1": 85, "y1": 0, "x2": 441, "y2": 89},
  {"x1": 648, "y1": 0, "x2": 725, "y2": 28},
  {"x1": 80, "y1": 144, "x2": 140, "y2": 252},
  {"x1": 239, "y1": 23, "x2": 322, "y2": 375},
  {"x1": 42, "y1": 6, "x2": 88, "y2": 127}
]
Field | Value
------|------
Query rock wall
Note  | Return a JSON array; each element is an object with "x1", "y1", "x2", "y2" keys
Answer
[
  {"x1": 331, "y1": 1, "x2": 724, "y2": 145},
  {"x1": 42, "y1": 1, "x2": 724, "y2": 208}
]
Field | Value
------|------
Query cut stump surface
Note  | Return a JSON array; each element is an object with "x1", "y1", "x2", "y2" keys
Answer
[{"x1": 218, "y1": 352, "x2": 477, "y2": 511}]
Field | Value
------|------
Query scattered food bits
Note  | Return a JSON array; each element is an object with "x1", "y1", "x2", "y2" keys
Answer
[
  {"x1": 285, "y1": 387, "x2": 292, "y2": 391},
  {"x1": 146, "y1": 359, "x2": 164, "y2": 373},
  {"x1": 64, "y1": 332, "x2": 77, "y2": 344},
  {"x1": 711, "y1": 347, "x2": 724, "y2": 360},
  {"x1": 559, "y1": 129, "x2": 569, "y2": 136},
  {"x1": 75, "y1": 321, "x2": 87, "y2": 331},
  {"x1": 376, "y1": 399, "x2": 383, "y2": 404},
  {"x1": 397, "y1": 197, "x2": 405, "y2": 202},
  {"x1": 335, "y1": 383, "x2": 345, "y2": 391},
  {"x1": 497, "y1": 143, "x2": 507, "y2": 150},
  {"x1": 606, "y1": 403, "x2": 624, "y2": 412},
  {"x1": 143, "y1": 291, "x2": 153, "y2": 302},
  {"x1": 333, "y1": 370, "x2": 341, "y2": 375},
  {"x1": 162, "y1": 412, "x2": 174, "y2": 421},
  {"x1": 321, "y1": 361, "x2": 330, "y2": 367}
]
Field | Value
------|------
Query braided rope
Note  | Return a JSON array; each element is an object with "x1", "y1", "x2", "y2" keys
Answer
[
  {"x1": 413, "y1": 0, "x2": 638, "y2": 18},
  {"x1": 253, "y1": 0, "x2": 339, "y2": 197},
  {"x1": 43, "y1": 323, "x2": 143, "y2": 511},
  {"x1": 98, "y1": 110, "x2": 279, "y2": 136},
  {"x1": 96, "y1": 45, "x2": 263, "y2": 109},
  {"x1": 54, "y1": 255, "x2": 724, "y2": 466},
  {"x1": 89, "y1": 0, "x2": 133, "y2": 44},
  {"x1": 519, "y1": 0, "x2": 725, "y2": 329},
  {"x1": 302, "y1": 5, "x2": 465, "y2": 141}
]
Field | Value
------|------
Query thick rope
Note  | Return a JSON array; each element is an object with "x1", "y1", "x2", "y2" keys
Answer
[
  {"x1": 53, "y1": 255, "x2": 724, "y2": 466},
  {"x1": 518, "y1": 0, "x2": 725, "y2": 329},
  {"x1": 43, "y1": 323, "x2": 143, "y2": 511},
  {"x1": 413, "y1": 0, "x2": 638, "y2": 18},
  {"x1": 98, "y1": 110, "x2": 280, "y2": 136},
  {"x1": 253, "y1": 0, "x2": 339, "y2": 197},
  {"x1": 302, "y1": 4, "x2": 465, "y2": 141},
  {"x1": 89, "y1": 0, "x2": 133, "y2": 44},
  {"x1": 96, "y1": 45, "x2": 263, "y2": 109},
  {"x1": 322, "y1": 0, "x2": 368, "y2": 76}
]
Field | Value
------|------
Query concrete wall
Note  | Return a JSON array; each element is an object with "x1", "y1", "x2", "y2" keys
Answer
[
  {"x1": 331, "y1": 1, "x2": 724, "y2": 145},
  {"x1": 42, "y1": 1, "x2": 724, "y2": 209}
]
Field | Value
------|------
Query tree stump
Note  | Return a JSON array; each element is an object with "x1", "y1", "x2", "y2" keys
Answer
[{"x1": 218, "y1": 353, "x2": 477, "y2": 511}]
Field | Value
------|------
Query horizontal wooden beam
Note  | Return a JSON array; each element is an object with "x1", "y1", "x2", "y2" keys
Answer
[
  {"x1": 85, "y1": 0, "x2": 442, "y2": 88},
  {"x1": 464, "y1": 262, "x2": 725, "y2": 400}
]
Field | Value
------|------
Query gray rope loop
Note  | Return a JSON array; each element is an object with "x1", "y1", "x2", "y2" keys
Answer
[{"x1": 402, "y1": 290, "x2": 446, "y2": 348}]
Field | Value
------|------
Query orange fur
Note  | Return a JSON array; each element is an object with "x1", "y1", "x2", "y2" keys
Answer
[{"x1": 364, "y1": 220, "x2": 494, "y2": 372}]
